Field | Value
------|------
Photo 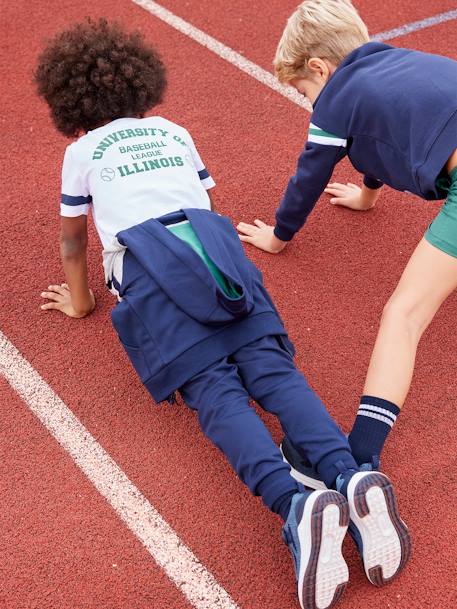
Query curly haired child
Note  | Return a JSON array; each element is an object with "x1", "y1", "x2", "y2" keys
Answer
[{"x1": 36, "y1": 19, "x2": 411, "y2": 609}]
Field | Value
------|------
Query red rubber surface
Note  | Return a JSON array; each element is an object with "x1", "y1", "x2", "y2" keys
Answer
[
  {"x1": 157, "y1": 0, "x2": 457, "y2": 70},
  {"x1": 0, "y1": 378, "x2": 194, "y2": 609},
  {"x1": 389, "y1": 19, "x2": 457, "y2": 59},
  {"x1": 2, "y1": 1, "x2": 457, "y2": 609}
]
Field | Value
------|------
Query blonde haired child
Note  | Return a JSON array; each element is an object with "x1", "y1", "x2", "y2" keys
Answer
[
  {"x1": 238, "y1": 0, "x2": 457, "y2": 537},
  {"x1": 274, "y1": 0, "x2": 369, "y2": 83}
]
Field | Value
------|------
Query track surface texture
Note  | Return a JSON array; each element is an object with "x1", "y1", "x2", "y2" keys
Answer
[{"x1": 1, "y1": 1, "x2": 456, "y2": 609}]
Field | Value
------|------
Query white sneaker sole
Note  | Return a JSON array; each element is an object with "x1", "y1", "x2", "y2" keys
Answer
[
  {"x1": 296, "y1": 490, "x2": 350, "y2": 609},
  {"x1": 346, "y1": 472, "x2": 412, "y2": 586}
]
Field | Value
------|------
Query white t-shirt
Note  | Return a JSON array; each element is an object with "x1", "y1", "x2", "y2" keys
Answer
[{"x1": 61, "y1": 116, "x2": 215, "y2": 277}]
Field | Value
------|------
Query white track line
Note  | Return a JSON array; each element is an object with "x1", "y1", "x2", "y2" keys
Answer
[
  {"x1": 372, "y1": 8, "x2": 457, "y2": 42},
  {"x1": 132, "y1": 0, "x2": 312, "y2": 110},
  {"x1": 133, "y1": 0, "x2": 457, "y2": 111},
  {"x1": 0, "y1": 330, "x2": 240, "y2": 609}
]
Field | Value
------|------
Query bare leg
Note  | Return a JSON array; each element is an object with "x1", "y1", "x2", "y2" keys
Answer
[{"x1": 363, "y1": 238, "x2": 457, "y2": 407}]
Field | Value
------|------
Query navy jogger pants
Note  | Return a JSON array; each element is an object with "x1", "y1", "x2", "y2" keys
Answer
[{"x1": 180, "y1": 335, "x2": 357, "y2": 515}]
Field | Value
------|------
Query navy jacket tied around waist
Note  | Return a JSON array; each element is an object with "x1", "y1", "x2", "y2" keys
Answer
[{"x1": 111, "y1": 209, "x2": 294, "y2": 402}]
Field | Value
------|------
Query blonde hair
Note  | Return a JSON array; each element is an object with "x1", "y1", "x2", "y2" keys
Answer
[{"x1": 274, "y1": 0, "x2": 369, "y2": 83}]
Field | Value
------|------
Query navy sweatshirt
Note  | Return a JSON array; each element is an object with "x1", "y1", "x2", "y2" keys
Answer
[
  {"x1": 274, "y1": 42, "x2": 457, "y2": 241},
  {"x1": 112, "y1": 209, "x2": 294, "y2": 402}
]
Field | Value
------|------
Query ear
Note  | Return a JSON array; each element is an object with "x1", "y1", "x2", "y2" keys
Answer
[{"x1": 307, "y1": 58, "x2": 332, "y2": 81}]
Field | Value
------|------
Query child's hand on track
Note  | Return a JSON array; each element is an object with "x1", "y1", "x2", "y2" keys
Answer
[
  {"x1": 325, "y1": 182, "x2": 375, "y2": 210},
  {"x1": 237, "y1": 220, "x2": 287, "y2": 254},
  {"x1": 40, "y1": 283, "x2": 95, "y2": 318}
]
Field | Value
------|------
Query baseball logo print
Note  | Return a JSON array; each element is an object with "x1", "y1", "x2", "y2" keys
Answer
[{"x1": 100, "y1": 167, "x2": 116, "y2": 182}]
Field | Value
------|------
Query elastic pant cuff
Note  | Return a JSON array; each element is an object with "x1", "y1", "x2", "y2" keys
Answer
[{"x1": 256, "y1": 466, "x2": 301, "y2": 513}]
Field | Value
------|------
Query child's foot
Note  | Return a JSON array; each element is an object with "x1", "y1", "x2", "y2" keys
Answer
[
  {"x1": 336, "y1": 470, "x2": 412, "y2": 586},
  {"x1": 282, "y1": 490, "x2": 350, "y2": 609}
]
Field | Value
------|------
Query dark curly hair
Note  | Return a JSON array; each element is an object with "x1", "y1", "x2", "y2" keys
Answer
[{"x1": 35, "y1": 19, "x2": 167, "y2": 137}]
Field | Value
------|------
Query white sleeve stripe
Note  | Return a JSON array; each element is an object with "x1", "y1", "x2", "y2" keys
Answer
[
  {"x1": 308, "y1": 134, "x2": 347, "y2": 147},
  {"x1": 201, "y1": 176, "x2": 216, "y2": 190},
  {"x1": 60, "y1": 203, "x2": 89, "y2": 217}
]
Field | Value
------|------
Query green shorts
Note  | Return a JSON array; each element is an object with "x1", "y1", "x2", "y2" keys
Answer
[{"x1": 425, "y1": 166, "x2": 457, "y2": 258}]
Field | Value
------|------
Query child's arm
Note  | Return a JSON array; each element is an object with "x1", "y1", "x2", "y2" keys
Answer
[
  {"x1": 324, "y1": 180, "x2": 382, "y2": 210},
  {"x1": 237, "y1": 127, "x2": 347, "y2": 252},
  {"x1": 208, "y1": 188, "x2": 216, "y2": 211},
  {"x1": 41, "y1": 215, "x2": 95, "y2": 318}
]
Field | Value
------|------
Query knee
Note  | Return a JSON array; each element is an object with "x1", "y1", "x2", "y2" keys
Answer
[
  {"x1": 380, "y1": 296, "x2": 431, "y2": 338},
  {"x1": 197, "y1": 398, "x2": 249, "y2": 436}
]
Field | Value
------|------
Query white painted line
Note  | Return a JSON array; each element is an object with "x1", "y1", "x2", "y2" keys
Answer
[
  {"x1": 132, "y1": 0, "x2": 312, "y2": 111},
  {"x1": 0, "y1": 330, "x2": 240, "y2": 609},
  {"x1": 132, "y1": 1, "x2": 457, "y2": 112},
  {"x1": 372, "y1": 9, "x2": 457, "y2": 42}
]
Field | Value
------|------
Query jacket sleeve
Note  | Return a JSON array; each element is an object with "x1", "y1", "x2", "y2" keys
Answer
[
  {"x1": 363, "y1": 175, "x2": 384, "y2": 190},
  {"x1": 274, "y1": 124, "x2": 347, "y2": 242}
]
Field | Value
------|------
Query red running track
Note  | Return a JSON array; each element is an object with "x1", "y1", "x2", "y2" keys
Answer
[
  {"x1": 157, "y1": 0, "x2": 457, "y2": 70},
  {"x1": 1, "y1": 1, "x2": 456, "y2": 609}
]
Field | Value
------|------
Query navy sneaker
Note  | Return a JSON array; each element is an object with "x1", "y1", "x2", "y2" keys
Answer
[
  {"x1": 336, "y1": 469, "x2": 412, "y2": 586},
  {"x1": 282, "y1": 490, "x2": 350, "y2": 609},
  {"x1": 280, "y1": 437, "x2": 327, "y2": 490},
  {"x1": 280, "y1": 437, "x2": 379, "y2": 490}
]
